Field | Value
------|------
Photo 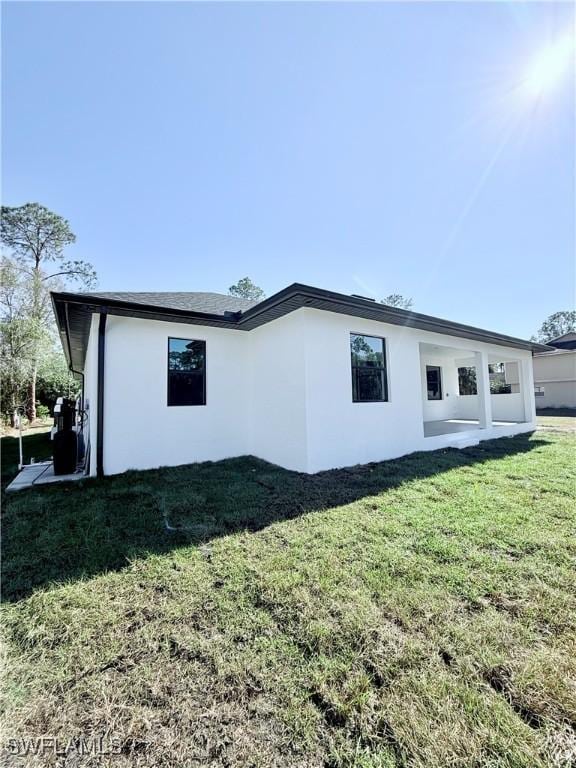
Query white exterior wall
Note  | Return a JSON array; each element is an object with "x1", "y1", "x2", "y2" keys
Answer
[
  {"x1": 302, "y1": 310, "x2": 423, "y2": 472},
  {"x1": 454, "y1": 395, "x2": 480, "y2": 420},
  {"x1": 82, "y1": 308, "x2": 537, "y2": 477},
  {"x1": 82, "y1": 314, "x2": 100, "y2": 476},
  {"x1": 299, "y1": 309, "x2": 535, "y2": 473},
  {"x1": 508, "y1": 354, "x2": 576, "y2": 409},
  {"x1": 533, "y1": 381, "x2": 576, "y2": 409},
  {"x1": 491, "y1": 393, "x2": 526, "y2": 421},
  {"x1": 249, "y1": 312, "x2": 309, "y2": 472},
  {"x1": 97, "y1": 316, "x2": 252, "y2": 475},
  {"x1": 532, "y1": 352, "x2": 576, "y2": 409},
  {"x1": 419, "y1": 353, "x2": 459, "y2": 421},
  {"x1": 452, "y1": 393, "x2": 525, "y2": 422}
]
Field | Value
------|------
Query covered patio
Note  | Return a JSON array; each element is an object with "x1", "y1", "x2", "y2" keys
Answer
[
  {"x1": 419, "y1": 342, "x2": 534, "y2": 439},
  {"x1": 423, "y1": 418, "x2": 522, "y2": 437}
]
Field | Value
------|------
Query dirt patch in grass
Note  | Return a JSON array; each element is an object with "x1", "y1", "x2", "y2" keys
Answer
[{"x1": 484, "y1": 665, "x2": 546, "y2": 729}]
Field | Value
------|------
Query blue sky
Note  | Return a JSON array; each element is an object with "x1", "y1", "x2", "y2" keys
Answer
[{"x1": 2, "y1": 1, "x2": 574, "y2": 338}]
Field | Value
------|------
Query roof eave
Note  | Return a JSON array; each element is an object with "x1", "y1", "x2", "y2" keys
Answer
[
  {"x1": 50, "y1": 291, "x2": 243, "y2": 325},
  {"x1": 51, "y1": 284, "x2": 551, "y2": 375},
  {"x1": 238, "y1": 283, "x2": 551, "y2": 353}
]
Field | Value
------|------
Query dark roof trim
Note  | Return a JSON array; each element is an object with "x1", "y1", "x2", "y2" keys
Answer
[
  {"x1": 236, "y1": 284, "x2": 551, "y2": 352},
  {"x1": 534, "y1": 347, "x2": 576, "y2": 356},
  {"x1": 52, "y1": 283, "x2": 551, "y2": 373},
  {"x1": 52, "y1": 290, "x2": 243, "y2": 325}
]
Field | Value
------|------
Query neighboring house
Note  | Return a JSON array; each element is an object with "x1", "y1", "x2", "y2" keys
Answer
[
  {"x1": 506, "y1": 332, "x2": 576, "y2": 409},
  {"x1": 52, "y1": 284, "x2": 547, "y2": 477}
]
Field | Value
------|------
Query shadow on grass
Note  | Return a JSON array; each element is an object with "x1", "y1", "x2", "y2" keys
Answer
[{"x1": 2, "y1": 431, "x2": 549, "y2": 602}]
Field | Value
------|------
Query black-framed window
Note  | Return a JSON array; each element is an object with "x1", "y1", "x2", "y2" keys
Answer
[
  {"x1": 489, "y1": 363, "x2": 512, "y2": 394},
  {"x1": 458, "y1": 366, "x2": 477, "y2": 395},
  {"x1": 167, "y1": 338, "x2": 206, "y2": 406},
  {"x1": 426, "y1": 365, "x2": 442, "y2": 400},
  {"x1": 350, "y1": 334, "x2": 388, "y2": 402}
]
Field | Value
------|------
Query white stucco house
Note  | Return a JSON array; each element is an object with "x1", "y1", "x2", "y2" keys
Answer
[
  {"x1": 52, "y1": 284, "x2": 548, "y2": 477},
  {"x1": 506, "y1": 332, "x2": 576, "y2": 409}
]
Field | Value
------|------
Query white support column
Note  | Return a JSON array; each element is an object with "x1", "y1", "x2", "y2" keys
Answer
[
  {"x1": 475, "y1": 350, "x2": 492, "y2": 429},
  {"x1": 520, "y1": 356, "x2": 536, "y2": 424}
]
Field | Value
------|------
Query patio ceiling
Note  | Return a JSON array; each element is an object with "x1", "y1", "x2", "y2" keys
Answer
[{"x1": 419, "y1": 342, "x2": 527, "y2": 363}]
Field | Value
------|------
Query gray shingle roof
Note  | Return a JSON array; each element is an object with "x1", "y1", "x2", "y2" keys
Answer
[
  {"x1": 81, "y1": 291, "x2": 258, "y2": 315},
  {"x1": 53, "y1": 283, "x2": 552, "y2": 374}
]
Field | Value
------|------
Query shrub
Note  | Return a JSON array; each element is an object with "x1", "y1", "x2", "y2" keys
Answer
[
  {"x1": 36, "y1": 353, "x2": 80, "y2": 411},
  {"x1": 490, "y1": 380, "x2": 512, "y2": 395},
  {"x1": 35, "y1": 404, "x2": 51, "y2": 420}
]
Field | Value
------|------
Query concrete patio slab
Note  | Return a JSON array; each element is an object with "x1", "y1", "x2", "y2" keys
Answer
[
  {"x1": 423, "y1": 419, "x2": 522, "y2": 438},
  {"x1": 6, "y1": 462, "x2": 86, "y2": 492}
]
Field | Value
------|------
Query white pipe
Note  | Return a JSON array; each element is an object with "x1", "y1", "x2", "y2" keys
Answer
[
  {"x1": 17, "y1": 410, "x2": 23, "y2": 470},
  {"x1": 15, "y1": 406, "x2": 37, "y2": 471}
]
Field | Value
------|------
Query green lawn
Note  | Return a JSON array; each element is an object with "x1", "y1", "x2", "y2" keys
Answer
[{"x1": 1, "y1": 430, "x2": 575, "y2": 767}]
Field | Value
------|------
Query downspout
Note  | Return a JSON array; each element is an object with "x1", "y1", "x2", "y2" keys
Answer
[
  {"x1": 96, "y1": 311, "x2": 107, "y2": 479},
  {"x1": 64, "y1": 303, "x2": 85, "y2": 414}
]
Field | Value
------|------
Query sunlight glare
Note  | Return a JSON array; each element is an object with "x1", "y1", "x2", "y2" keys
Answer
[{"x1": 523, "y1": 34, "x2": 575, "y2": 97}]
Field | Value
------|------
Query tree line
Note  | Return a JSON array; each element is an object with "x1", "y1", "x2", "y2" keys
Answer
[{"x1": 1, "y1": 204, "x2": 96, "y2": 425}]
